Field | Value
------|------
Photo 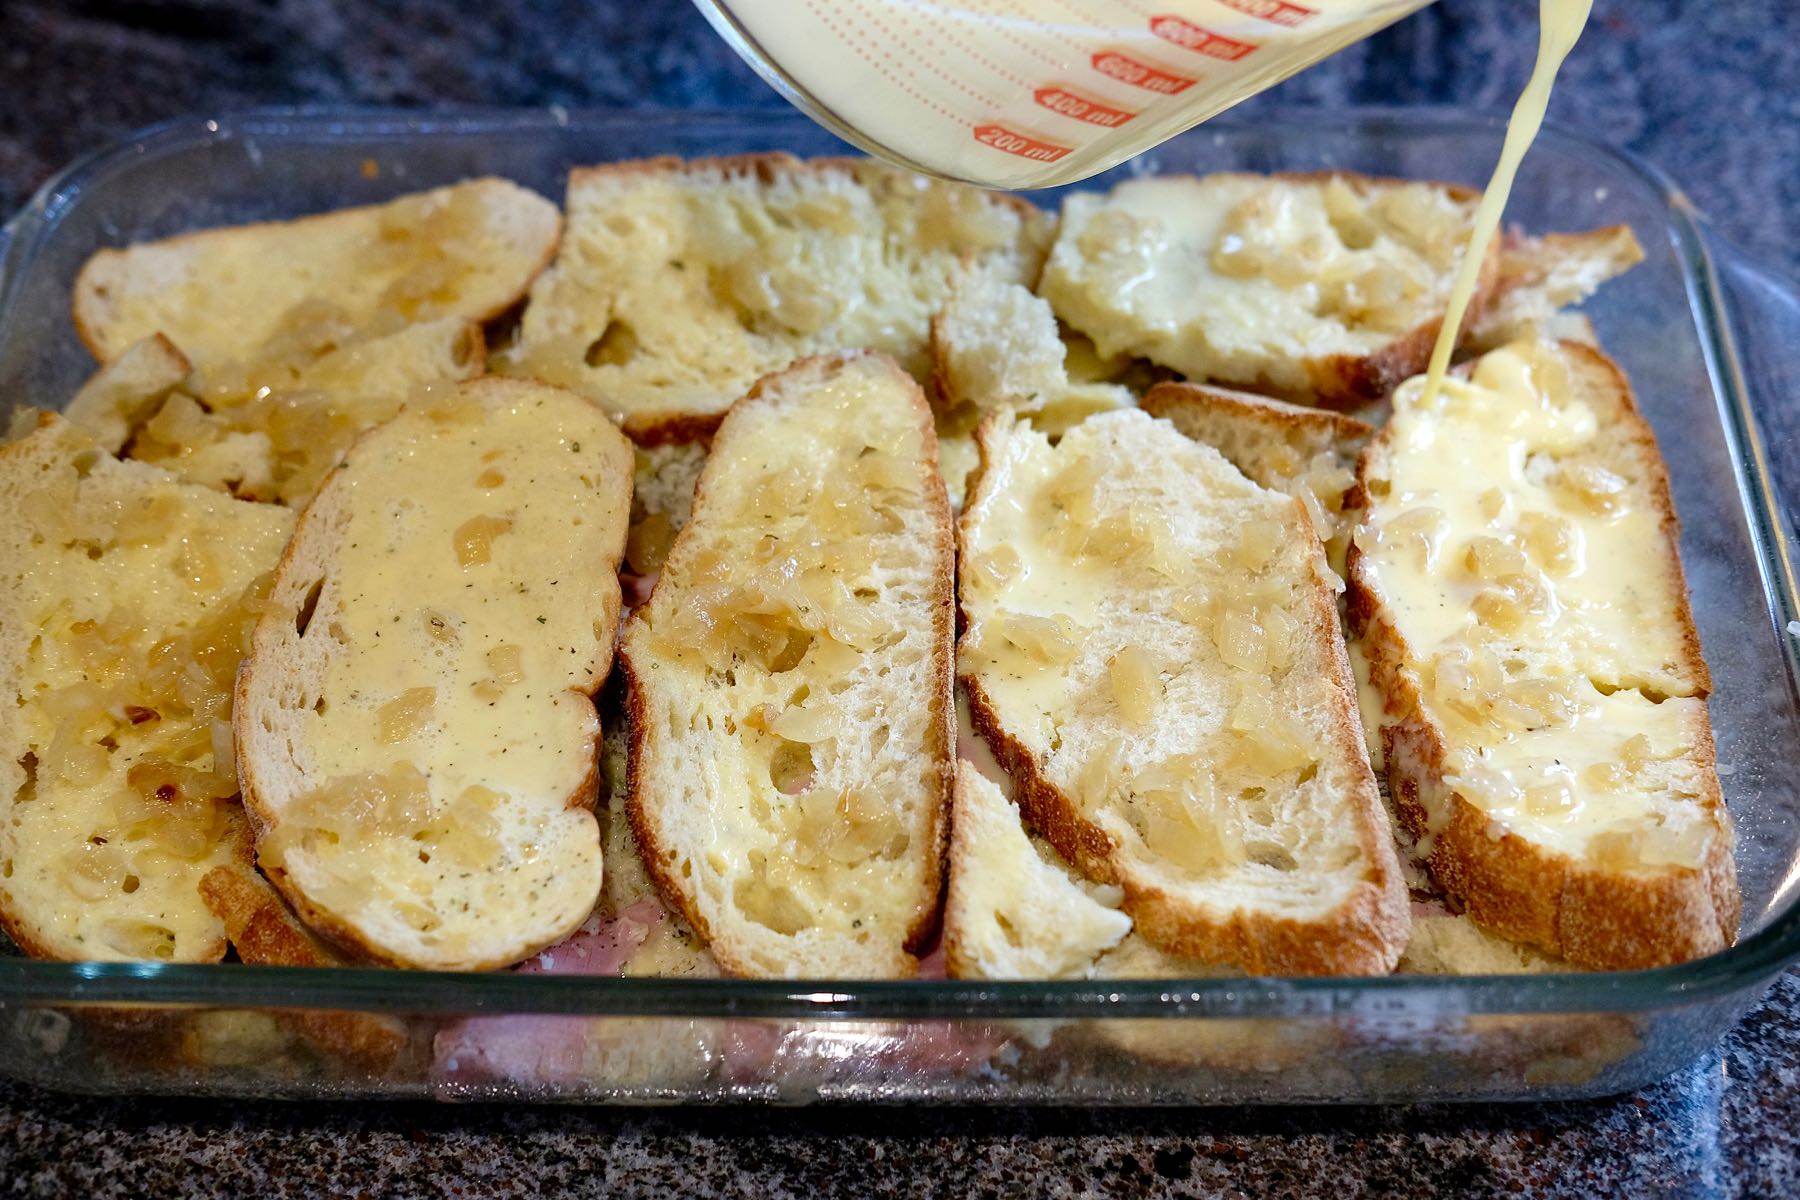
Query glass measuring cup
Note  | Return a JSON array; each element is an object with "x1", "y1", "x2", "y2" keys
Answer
[{"x1": 693, "y1": 0, "x2": 1436, "y2": 188}]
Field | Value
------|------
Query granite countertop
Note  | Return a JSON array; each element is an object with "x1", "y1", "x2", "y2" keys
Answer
[{"x1": 1, "y1": 1, "x2": 1797, "y2": 1195}]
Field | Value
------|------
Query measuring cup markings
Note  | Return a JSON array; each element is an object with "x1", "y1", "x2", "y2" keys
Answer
[
  {"x1": 973, "y1": 124, "x2": 1077, "y2": 162},
  {"x1": 1148, "y1": 14, "x2": 1261, "y2": 61},
  {"x1": 1216, "y1": 0, "x2": 1318, "y2": 26},
  {"x1": 862, "y1": 4, "x2": 1008, "y2": 110},
  {"x1": 1091, "y1": 49, "x2": 1201, "y2": 94},
  {"x1": 803, "y1": 0, "x2": 962, "y2": 123},
  {"x1": 709, "y1": 0, "x2": 1438, "y2": 186},
  {"x1": 1033, "y1": 85, "x2": 1141, "y2": 128}
]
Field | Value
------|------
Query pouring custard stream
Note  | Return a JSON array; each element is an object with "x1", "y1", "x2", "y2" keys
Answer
[{"x1": 1421, "y1": 0, "x2": 1595, "y2": 405}]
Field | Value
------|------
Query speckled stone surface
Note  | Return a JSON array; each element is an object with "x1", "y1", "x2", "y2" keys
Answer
[{"x1": 2, "y1": 2, "x2": 1799, "y2": 1195}]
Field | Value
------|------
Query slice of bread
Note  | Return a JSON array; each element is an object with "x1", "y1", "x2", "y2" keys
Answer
[
  {"x1": 499, "y1": 154, "x2": 1052, "y2": 442},
  {"x1": 930, "y1": 270, "x2": 1135, "y2": 436},
  {"x1": 958, "y1": 409, "x2": 1407, "y2": 975},
  {"x1": 198, "y1": 862, "x2": 409, "y2": 1068},
  {"x1": 1038, "y1": 172, "x2": 1498, "y2": 409},
  {"x1": 73, "y1": 178, "x2": 560, "y2": 369},
  {"x1": 235, "y1": 377, "x2": 634, "y2": 971},
  {"x1": 63, "y1": 334, "x2": 192, "y2": 453},
  {"x1": 1346, "y1": 338, "x2": 1738, "y2": 968},
  {"x1": 944, "y1": 761, "x2": 1131, "y2": 980},
  {"x1": 112, "y1": 317, "x2": 486, "y2": 508},
  {"x1": 1141, "y1": 380, "x2": 1372, "y2": 575},
  {"x1": 596, "y1": 715, "x2": 718, "y2": 979},
  {"x1": 0, "y1": 415, "x2": 293, "y2": 961},
  {"x1": 1396, "y1": 903, "x2": 1564, "y2": 975},
  {"x1": 1467, "y1": 225, "x2": 1644, "y2": 351},
  {"x1": 619, "y1": 351, "x2": 954, "y2": 978},
  {"x1": 929, "y1": 269, "x2": 1136, "y2": 510},
  {"x1": 199, "y1": 862, "x2": 344, "y2": 970},
  {"x1": 951, "y1": 703, "x2": 1567, "y2": 980}
]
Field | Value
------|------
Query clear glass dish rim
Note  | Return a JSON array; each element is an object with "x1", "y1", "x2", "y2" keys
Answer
[{"x1": 0, "y1": 103, "x2": 1796, "y2": 1022}]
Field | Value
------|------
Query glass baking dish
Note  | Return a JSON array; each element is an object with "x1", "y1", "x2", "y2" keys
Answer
[{"x1": 0, "y1": 107, "x2": 1796, "y2": 1106}]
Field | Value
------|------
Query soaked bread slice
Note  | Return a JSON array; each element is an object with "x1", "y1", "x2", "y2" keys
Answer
[
  {"x1": 63, "y1": 334, "x2": 192, "y2": 453},
  {"x1": 1467, "y1": 225, "x2": 1644, "y2": 350},
  {"x1": 958, "y1": 408, "x2": 1406, "y2": 974},
  {"x1": 78, "y1": 319, "x2": 486, "y2": 508},
  {"x1": 0, "y1": 415, "x2": 292, "y2": 961},
  {"x1": 930, "y1": 269, "x2": 1135, "y2": 436},
  {"x1": 235, "y1": 378, "x2": 633, "y2": 971},
  {"x1": 499, "y1": 154, "x2": 1051, "y2": 442},
  {"x1": 620, "y1": 351, "x2": 954, "y2": 978},
  {"x1": 132, "y1": 318, "x2": 485, "y2": 507},
  {"x1": 1141, "y1": 380, "x2": 1372, "y2": 574},
  {"x1": 929, "y1": 268, "x2": 1136, "y2": 510},
  {"x1": 73, "y1": 178, "x2": 560, "y2": 370},
  {"x1": 1346, "y1": 338, "x2": 1737, "y2": 968},
  {"x1": 1038, "y1": 172, "x2": 1497, "y2": 409},
  {"x1": 943, "y1": 761, "x2": 1131, "y2": 980},
  {"x1": 198, "y1": 862, "x2": 409, "y2": 1068}
]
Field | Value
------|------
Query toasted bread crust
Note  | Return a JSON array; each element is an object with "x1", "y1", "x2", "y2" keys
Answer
[
  {"x1": 956, "y1": 412, "x2": 1407, "y2": 976},
  {"x1": 622, "y1": 350, "x2": 955, "y2": 977},
  {"x1": 1345, "y1": 341, "x2": 1737, "y2": 968},
  {"x1": 199, "y1": 863, "x2": 335, "y2": 969},
  {"x1": 1142, "y1": 380, "x2": 1374, "y2": 444}
]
